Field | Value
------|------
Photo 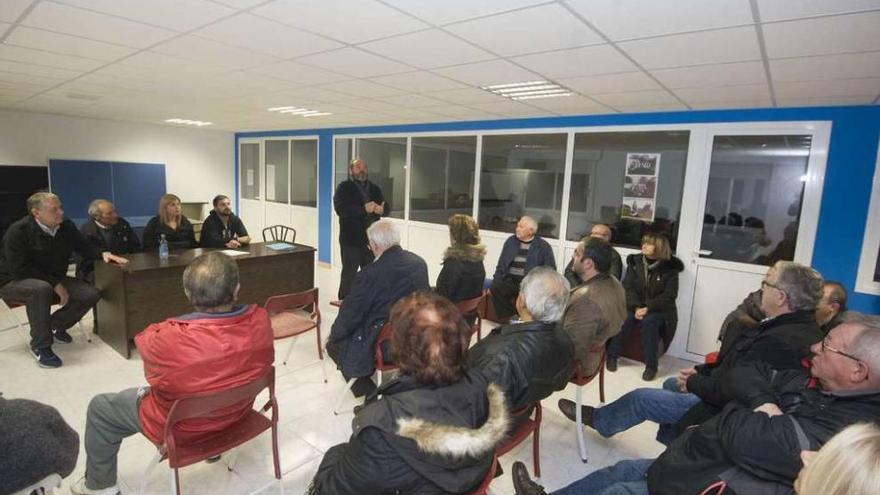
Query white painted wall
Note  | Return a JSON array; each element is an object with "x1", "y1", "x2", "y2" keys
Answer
[{"x1": 0, "y1": 109, "x2": 233, "y2": 204}]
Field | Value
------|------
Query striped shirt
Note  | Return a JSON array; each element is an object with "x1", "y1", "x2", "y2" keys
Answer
[{"x1": 508, "y1": 240, "x2": 532, "y2": 280}]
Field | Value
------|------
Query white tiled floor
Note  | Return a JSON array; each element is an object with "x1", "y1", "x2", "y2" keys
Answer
[{"x1": 0, "y1": 264, "x2": 696, "y2": 495}]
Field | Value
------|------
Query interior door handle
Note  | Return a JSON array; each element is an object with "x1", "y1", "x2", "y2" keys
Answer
[{"x1": 695, "y1": 249, "x2": 713, "y2": 257}]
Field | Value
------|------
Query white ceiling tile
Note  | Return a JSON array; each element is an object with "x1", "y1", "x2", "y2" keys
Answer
[
  {"x1": 321, "y1": 80, "x2": 407, "y2": 98},
  {"x1": 254, "y1": 0, "x2": 427, "y2": 44},
  {"x1": 775, "y1": 78, "x2": 880, "y2": 98},
  {"x1": 269, "y1": 86, "x2": 361, "y2": 103},
  {"x1": 210, "y1": 0, "x2": 267, "y2": 8},
  {"x1": 674, "y1": 83, "x2": 770, "y2": 104},
  {"x1": 651, "y1": 61, "x2": 767, "y2": 89},
  {"x1": 248, "y1": 61, "x2": 350, "y2": 85},
  {"x1": 0, "y1": 44, "x2": 103, "y2": 71},
  {"x1": 566, "y1": 0, "x2": 754, "y2": 41},
  {"x1": 513, "y1": 44, "x2": 637, "y2": 79},
  {"x1": 689, "y1": 99, "x2": 772, "y2": 109},
  {"x1": 615, "y1": 101, "x2": 688, "y2": 113},
  {"x1": 151, "y1": 35, "x2": 277, "y2": 70},
  {"x1": 297, "y1": 48, "x2": 412, "y2": 78},
  {"x1": 468, "y1": 100, "x2": 549, "y2": 117},
  {"x1": 770, "y1": 52, "x2": 880, "y2": 82},
  {"x1": 521, "y1": 94, "x2": 611, "y2": 114},
  {"x1": 432, "y1": 59, "x2": 541, "y2": 87},
  {"x1": 5, "y1": 26, "x2": 136, "y2": 62},
  {"x1": 22, "y1": 2, "x2": 176, "y2": 48},
  {"x1": 194, "y1": 13, "x2": 343, "y2": 59},
  {"x1": 55, "y1": 0, "x2": 236, "y2": 31},
  {"x1": 757, "y1": 0, "x2": 880, "y2": 22},
  {"x1": 369, "y1": 71, "x2": 467, "y2": 92},
  {"x1": 383, "y1": 0, "x2": 546, "y2": 25},
  {"x1": 0, "y1": 0, "x2": 33, "y2": 22},
  {"x1": 375, "y1": 93, "x2": 447, "y2": 108},
  {"x1": 591, "y1": 89, "x2": 681, "y2": 107},
  {"x1": 777, "y1": 95, "x2": 876, "y2": 107},
  {"x1": 762, "y1": 12, "x2": 880, "y2": 58},
  {"x1": 0, "y1": 69, "x2": 68, "y2": 87},
  {"x1": 344, "y1": 98, "x2": 409, "y2": 112},
  {"x1": 360, "y1": 29, "x2": 493, "y2": 69},
  {"x1": 561, "y1": 72, "x2": 659, "y2": 94},
  {"x1": 0, "y1": 59, "x2": 82, "y2": 79},
  {"x1": 428, "y1": 87, "x2": 510, "y2": 104},
  {"x1": 110, "y1": 52, "x2": 228, "y2": 78},
  {"x1": 383, "y1": 108, "x2": 444, "y2": 119},
  {"x1": 619, "y1": 26, "x2": 761, "y2": 69},
  {"x1": 446, "y1": 4, "x2": 603, "y2": 57}
]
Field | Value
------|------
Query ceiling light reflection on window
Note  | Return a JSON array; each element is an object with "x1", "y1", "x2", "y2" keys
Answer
[
  {"x1": 267, "y1": 106, "x2": 332, "y2": 118},
  {"x1": 481, "y1": 80, "x2": 572, "y2": 101}
]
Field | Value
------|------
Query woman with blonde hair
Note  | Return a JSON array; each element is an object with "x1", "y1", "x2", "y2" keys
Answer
[
  {"x1": 795, "y1": 422, "x2": 880, "y2": 495},
  {"x1": 436, "y1": 214, "x2": 486, "y2": 302},
  {"x1": 142, "y1": 193, "x2": 196, "y2": 250}
]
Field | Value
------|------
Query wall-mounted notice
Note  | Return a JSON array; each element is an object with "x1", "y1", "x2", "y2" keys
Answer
[
  {"x1": 266, "y1": 164, "x2": 276, "y2": 201},
  {"x1": 621, "y1": 152, "x2": 660, "y2": 222}
]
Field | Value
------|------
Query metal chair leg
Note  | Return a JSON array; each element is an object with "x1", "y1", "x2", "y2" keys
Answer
[
  {"x1": 225, "y1": 448, "x2": 240, "y2": 472},
  {"x1": 139, "y1": 451, "x2": 163, "y2": 495},
  {"x1": 282, "y1": 335, "x2": 298, "y2": 366},
  {"x1": 78, "y1": 320, "x2": 91, "y2": 343},
  {"x1": 575, "y1": 386, "x2": 588, "y2": 463},
  {"x1": 333, "y1": 378, "x2": 355, "y2": 415}
]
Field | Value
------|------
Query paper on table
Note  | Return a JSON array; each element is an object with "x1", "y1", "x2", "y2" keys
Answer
[{"x1": 220, "y1": 249, "x2": 249, "y2": 257}]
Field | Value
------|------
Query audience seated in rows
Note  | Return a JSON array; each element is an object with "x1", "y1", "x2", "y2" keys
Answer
[
  {"x1": 75, "y1": 199, "x2": 141, "y2": 283},
  {"x1": 560, "y1": 261, "x2": 824, "y2": 446},
  {"x1": 0, "y1": 192, "x2": 128, "y2": 368},
  {"x1": 490, "y1": 215, "x2": 556, "y2": 320},
  {"x1": 514, "y1": 314, "x2": 880, "y2": 495},
  {"x1": 561, "y1": 237, "x2": 627, "y2": 379},
  {"x1": 0, "y1": 394, "x2": 79, "y2": 494},
  {"x1": 816, "y1": 280, "x2": 847, "y2": 334},
  {"x1": 563, "y1": 224, "x2": 623, "y2": 285},
  {"x1": 607, "y1": 233, "x2": 683, "y2": 381},
  {"x1": 795, "y1": 422, "x2": 880, "y2": 495},
  {"x1": 468, "y1": 267, "x2": 574, "y2": 416},
  {"x1": 309, "y1": 293, "x2": 508, "y2": 495},
  {"x1": 142, "y1": 193, "x2": 196, "y2": 250},
  {"x1": 327, "y1": 219, "x2": 429, "y2": 398},
  {"x1": 436, "y1": 214, "x2": 486, "y2": 303},
  {"x1": 71, "y1": 252, "x2": 274, "y2": 495},
  {"x1": 200, "y1": 194, "x2": 251, "y2": 248}
]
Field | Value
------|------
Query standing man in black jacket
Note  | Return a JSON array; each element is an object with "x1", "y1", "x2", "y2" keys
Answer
[
  {"x1": 76, "y1": 199, "x2": 141, "y2": 282},
  {"x1": 333, "y1": 157, "x2": 387, "y2": 300},
  {"x1": 200, "y1": 195, "x2": 250, "y2": 248},
  {"x1": 0, "y1": 193, "x2": 128, "y2": 368}
]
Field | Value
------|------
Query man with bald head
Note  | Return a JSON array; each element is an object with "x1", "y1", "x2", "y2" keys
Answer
[
  {"x1": 564, "y1": 223, "x2": 623, "y2": 286},
  {"x1": 77, "y1": 199, "x2": 141, "y2": 282},
  {"x1": 490, "y1": 216, "x2": 556, "y2": 320}
]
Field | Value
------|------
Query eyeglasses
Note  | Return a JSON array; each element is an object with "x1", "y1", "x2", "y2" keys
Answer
[
  {"x1": 761, "y1": 280, "x2": 787, "y2": 296},
  {"x1": 821, "y1": 337, "x2": 862, "y2": 363}
]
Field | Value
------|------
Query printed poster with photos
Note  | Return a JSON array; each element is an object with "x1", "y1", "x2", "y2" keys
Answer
[{"x1": 621, "y1": 153, "x2": 660, "y2": 222}]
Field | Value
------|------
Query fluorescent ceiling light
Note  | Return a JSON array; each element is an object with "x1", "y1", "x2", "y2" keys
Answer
[
  {"x1": 481, "y1": 80, "x2": 572, "y2": 102},
  {"x1": 165, "y1": 118, "x2": 212, "y2": 126},
  {"x1": 268, "y1": 106, "x2": 332, "y2": 118},
  {"x1": 512, "y1": 93, "x2": 573, "y2": 100}
]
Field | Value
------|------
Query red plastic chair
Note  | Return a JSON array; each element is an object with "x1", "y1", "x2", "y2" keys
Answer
[
  {"x1": 140, "y1": 366, "x2": 281, "y2": 494},
  {"x1": 704, "y1": 351, "x2": 720, "y2": 365},
  {"x1": 333, "y1": 321, "x2": 397, "y2": 415},
  {"x1": 467, "y1": 454, "x2": 498, "y2": 495},
  {"x1": 2, "y1": 297, "x2": 91, "y2": 342},
  {"x1": 700, "y1": 481, "x2": 727, "y2": 495},
  {"x1": 479, "y1": 289, "x2": 513, "y2": 325},
  {"x1": 264, "y1": 288, "x2": 325, "y2": 380},
  {"x1": 569, "y1": 349, "x2": 606, "y2": 463},
  {"x1": 457, "y1": 291, "x2": 485, "y2": 341},
  {"x1": 495, "y1": 402, "x2": 542, "y2": 478}
]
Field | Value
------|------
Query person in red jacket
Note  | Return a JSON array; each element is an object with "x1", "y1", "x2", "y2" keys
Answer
[{"x1": 71, "y1": 251, "x2": 274, "y2": 495}]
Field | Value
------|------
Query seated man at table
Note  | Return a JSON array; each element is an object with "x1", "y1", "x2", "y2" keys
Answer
[
  {"x1": 76, "y1": 199, "x2": 141, "y2": 283},
  {"x1": 200, "y1": 194, "x2": 250, "y2": 248},
  {"x1": 0, "y1": 192, "x2": 128, "y2": 368},
  {"x1": 71, "y1": 251, "x2": 274, "y2": 495},
  {"x1": 327, "y1": 219, "x2": 429, "y2": 397}
]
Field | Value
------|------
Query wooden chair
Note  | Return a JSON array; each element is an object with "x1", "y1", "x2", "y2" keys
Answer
[
  {"x1": 457, "y1": 291, "x2": 485, "y2": 341},
  {"x1": 495, "y1": 402, "x2": 542, "y2": 478},
  {"x1": 478, "y1": 289, "x2": 513, "y2": 325},
  {"x1": 569, "y1": 350, "x2": 606, "y2": 463},
  {"x1": 262, "y1": 225, "x2": 296, "y2": 244},
  {"x1": 333, "y1": 321, "x2": 396, "y2": 415},
  {"x1": 139, "y1": 367, "x2": 281, "y2": 495},
  {"x1": 264, "y1": 288, "x2": 326, "y2": 382},
  {"x1": 467, "y1": 455, "x2": 498, "y2": 495}
]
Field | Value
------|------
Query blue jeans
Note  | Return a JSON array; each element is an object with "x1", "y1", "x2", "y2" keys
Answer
[
  {"x1": 608, "y1": 311, "x2": 664, "y2": 368},
  {"x1": 591, "y1": 378, "x2": 701, "y2": 442},
  {"x1": 553, "y1": 459, "x2": 653, "y2": 495}
]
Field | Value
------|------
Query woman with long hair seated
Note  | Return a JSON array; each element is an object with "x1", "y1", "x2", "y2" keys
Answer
[
  {"x1": 142, "y1": 193, "x2": 196, "y2": 250},
  {"x1": 436, "y1": 214, "x2": 486, "y2": 303},
  {"x1": 795, "y1": 422, "x2": 880, "y2": 495},
  {"x1": 309, "y1": 292, "x2": 508, "y2": 495}
]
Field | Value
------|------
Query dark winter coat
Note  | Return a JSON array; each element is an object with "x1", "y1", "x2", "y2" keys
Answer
[
  {"x1": 334, "y1": 179, "x2": 387, "y2": 246},
  {"x1": 492, "y1": 235, "x2": 555, "y2": 282},
  {"x1": 0, "y1": 216, "x2": 100, "y2": 287},
  {"x1": 142, "y1": 215, "x2": 196, "y2": 250},
  {"x1": 622, "y1": 253, "x2": 684, "y2": 350},
  {"x1": 436, "y1": 244, "x2": 486, "y2": 303},
  {"x1": 76, "y1": 217, "x2": 141, "y2": 280},
  {"x1": 564, "y1": 248, "x2": 623, "y2": 286}
]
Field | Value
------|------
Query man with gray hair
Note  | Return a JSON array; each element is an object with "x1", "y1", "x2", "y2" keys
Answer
[
  {"x1": 71, "y1": 252, "x2": 274, "y2": 495},
  {"x1": 328, "y1": 219, "x2": 429, "y2": 397},
  {"x1": 490, "y1": 215, "x2": 557, "y2": 320},
  {"x1": 76, "y1": 199, "x2": 141, "y2": 282},
  {"x1": 468, "y1": 266, "x2": 575, "y2": 418},
  {"x1": 0, "y1": 192, "x2": 128, "y2": 368}
]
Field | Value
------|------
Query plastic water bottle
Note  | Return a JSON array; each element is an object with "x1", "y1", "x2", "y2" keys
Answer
[{"x1": 159, "y1": 234, "x2": 169, "y2": 260}]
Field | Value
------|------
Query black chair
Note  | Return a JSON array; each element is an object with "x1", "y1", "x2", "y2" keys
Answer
[{"x1": 262, "y1": 225, "x2": 296, "y2": 244}]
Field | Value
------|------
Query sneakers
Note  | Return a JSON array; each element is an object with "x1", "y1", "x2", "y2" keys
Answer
[
  {"x1": 32, "y1": 347, "x2": 62, "y2": 368},
  {"x1": 642, "y1": 367, "x2": 658, "y2": 381},
  {"x1": 70, "y1": 477, "x2": 119, "y2": 495},
  {"x1": 511, "y1": 461, "x2": 547, "y2": 495},
  {"x1": 606, "y1": 357, "x2": 618, "y2": 372},
  {"x1": 557, "y1": 398, "x2": 595, "y2": 427},
  {"x1": 53, "y1": 327, "x2": 73, "y2": 344}
]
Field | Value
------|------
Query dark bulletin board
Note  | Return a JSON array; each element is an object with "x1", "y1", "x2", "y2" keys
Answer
[{"x1": 0, "y1": 165, "x2": 49, "y2": 239}]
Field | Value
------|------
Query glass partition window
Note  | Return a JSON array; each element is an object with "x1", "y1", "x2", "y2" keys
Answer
[
  {"x1": 264, "y1": 140, "x2": 289, "y2": 203},
  {"x1": 334, "y1": 138, "x2": 353, "y2": 188},
  {"x1": 567, "y1": 131, "x2": 689, "y2": 250},
  {"x1": 356, "y1": 137, "x2": 406, "y2": 219},
  {"x1": 240, "y1": 142, "x2": 260, "y2": 200},
  {"x1": 410, "y1": 136, "x2": 477, "y2": 224},
  {"x1": 479, "y1": 134, "x2": 567, "y2": 238},
  {"x1": 291, "y1": 140, "x2": 317, "y2": 207},
  {"x1": 699, "y1": 135, "x2": 811, "y2": 265}
]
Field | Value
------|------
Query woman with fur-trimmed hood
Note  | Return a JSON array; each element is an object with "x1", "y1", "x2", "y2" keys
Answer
[
  {"x1": 309, "y1": 293, "x2": 508, "y2": 495},
  {"x1": 436, "y1": 214, "x2": 486, "y2": 303}
]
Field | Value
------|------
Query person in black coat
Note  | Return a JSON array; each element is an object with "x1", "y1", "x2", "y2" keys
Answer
[
  {"x1": 607, "y1": 233, "x2": 683, "y2": 380},
  {"x1": 489, "y1": 216, "x2": 556, "y2": 320},
  {"x1": 142, "y1": 193, "x2": 196, "y2": 250},
  {"x1": 327, "y1": 220, "x2": 429, "y2": 395},
  {"x1": 199, "y1": 195, "x2": 250, "y2": 248},
  {"x1": 563, "y1": 223, "x2": 622, "y2": 285},
  {"x1": 436, "y1": 214, "x2": 485, "y2": 303},
  {"x1": 76, "y1": 199, "x2": 141, "y2": 282},
  {"x1": 333, "y1": 157, "x2": 387, "y2": 300},
  {"x1": 310, "y1": 293, "x2": 508, "y2": 495}
]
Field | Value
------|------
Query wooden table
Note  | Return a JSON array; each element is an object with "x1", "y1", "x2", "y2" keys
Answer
[{"x1": 95, "y1": 242, "x2": 315, "y2": 358}]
